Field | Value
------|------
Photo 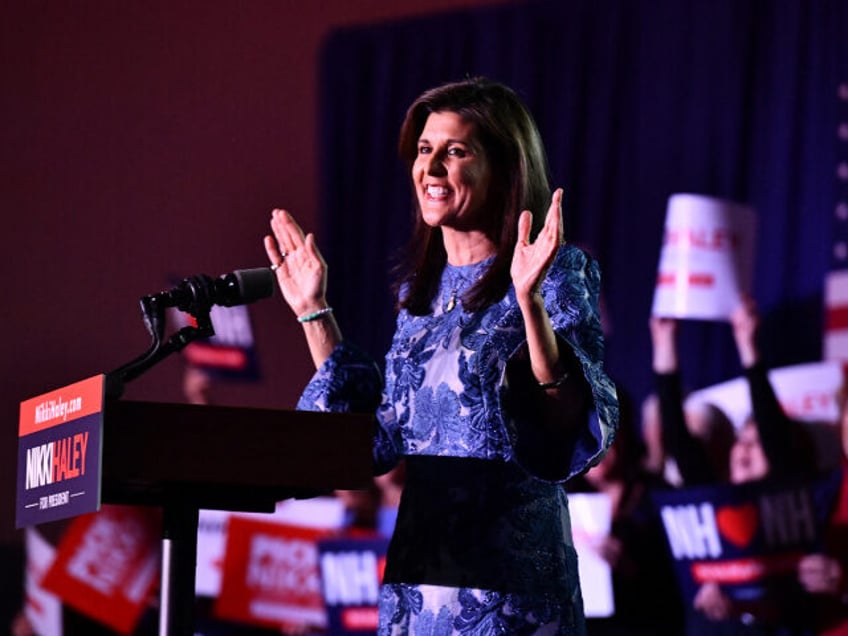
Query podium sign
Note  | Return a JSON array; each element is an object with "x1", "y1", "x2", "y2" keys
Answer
[
  {"x1": 16, "y1": 375, "x2": 104, "y2": 528},
  {"x1": 16, "y1": 376, "x2": 373, "y2": 635}
]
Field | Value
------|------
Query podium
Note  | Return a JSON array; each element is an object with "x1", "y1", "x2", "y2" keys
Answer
[{"x1": 101, "y1": 399, "x2": 375, "y2": 636}]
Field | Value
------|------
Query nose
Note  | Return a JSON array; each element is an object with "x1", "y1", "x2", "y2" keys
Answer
[{"x1": 426, "y1": 152, "x2": 447, "y2": 177}]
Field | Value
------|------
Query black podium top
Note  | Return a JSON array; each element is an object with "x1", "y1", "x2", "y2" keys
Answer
[{"x1": 101, "y1": 399, "x2": 375, "y2": 512}]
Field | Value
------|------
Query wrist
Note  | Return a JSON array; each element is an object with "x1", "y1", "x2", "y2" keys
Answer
[
  {"x1": 537, "y1": 370, "x2": 569, "y2": 390},
  {"x1": 738, "y1": 350, "x2": 758, "y2": 369},
  {"x1": 297, "y1": 306, "x2": 334, "y2": 323},
  {"x1": 292, "y1": 298, "x2": 329, "y2": 317},
  {"x1": 652, "y1": 356, "x2": 678, "y2": 373},
  {"x1": 516, "y1": 290, "x2": 545, "y2": 314}
]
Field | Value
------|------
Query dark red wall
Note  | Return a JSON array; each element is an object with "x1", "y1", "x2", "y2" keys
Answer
[{"x1": 0, "y1": 0, "x2": 513, "y2": 543}]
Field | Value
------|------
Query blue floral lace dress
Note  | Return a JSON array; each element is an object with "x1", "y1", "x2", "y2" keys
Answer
[{"x1": 297, "y1": 245, "x2": 618, "y2": 636}]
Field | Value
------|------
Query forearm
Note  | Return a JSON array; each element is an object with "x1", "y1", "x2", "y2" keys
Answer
[
  {"x1": 745, "y1": 362, "x2": 797, "y2": 473},
  {"x1": 651, "y1": 332, "x2": 678, "y2": 373},
  {"x1": 518, "y1": 292, "x2": 588, "y2": 425},
  {"x1": 518, "y1": 293, "x2": 565, "y2": 385},
  {"x1": 655, "y1": 371, "x2": 717, "y2": 483}
]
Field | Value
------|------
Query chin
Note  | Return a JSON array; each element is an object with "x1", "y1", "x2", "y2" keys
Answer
[{"x1": 420, "y1": 210, "x2": 451, "y2": 228}]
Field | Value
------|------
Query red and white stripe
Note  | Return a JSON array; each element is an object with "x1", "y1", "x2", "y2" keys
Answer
[{"x1": 825, "y1": 269, "x2": 848, "y2": 360}]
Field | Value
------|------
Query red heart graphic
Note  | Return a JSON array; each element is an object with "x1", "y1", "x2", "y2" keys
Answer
[{"x1": 716, "y1": 504, "x2": 759, "y2": 548}]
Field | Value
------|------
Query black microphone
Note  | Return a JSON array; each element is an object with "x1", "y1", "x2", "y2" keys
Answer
[{"x1": 147, "y1": 267, "x2": 275, "y2": 314}]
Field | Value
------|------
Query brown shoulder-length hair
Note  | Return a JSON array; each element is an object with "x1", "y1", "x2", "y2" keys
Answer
[{"x1": 394, "y1": 77, "x2": 552, "y2": 315}]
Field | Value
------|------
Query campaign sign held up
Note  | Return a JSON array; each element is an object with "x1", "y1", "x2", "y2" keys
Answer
[
  {"x1": 16, "y1": 375, "x2": 104, "y2": 528},
  {"x1": 318, "y1": 535, "x2": 389, "y2": 635},
  {"x1": 40, "y1": 505, "x2": 162, "y2": 634},
  {"x1": 651, "y1": 472, "x2": 841, "y2": 604},
  {"x1": 170, "y1": 303, "x2": 263, "y2": 380},
  {"x1": 214, "y1": 517, "x2": 331, "y2": 631}
]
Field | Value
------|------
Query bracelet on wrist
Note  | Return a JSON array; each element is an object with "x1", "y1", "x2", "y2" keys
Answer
[
  {"x1": 538, "y1": 372, "x2": 569, "y2": 390},
  {"x1": 297, "y1": 307, "x2": 333, "y2": 323}
]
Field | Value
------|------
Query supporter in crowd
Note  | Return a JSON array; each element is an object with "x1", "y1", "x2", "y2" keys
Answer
[
  {"x1": 797, "y1": 387, "x2": 848, "y2": 635},
  {"x1": 650, "y1": 296, "x2": 815, "y2": 487},
  {"x1": 649, "y1": 315, "x2": 735, "y2": 485},
  {"x1": 182, "y1": 364, "x2": 215, "y2": 405},
  {"x1": 336, "y1": 461, "x2": 404, "y2": 537},
  {"x1": 650, "y1": 296, "x2": 817, "y2": 634}
]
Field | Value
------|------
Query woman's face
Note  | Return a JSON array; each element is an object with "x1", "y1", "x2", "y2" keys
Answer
[
  {"x1": 729, "y1": 421, "x2": 769, "y2": 484},
  {"x1": 413, "y1": 111, "x2": 491, "y2": 231}
]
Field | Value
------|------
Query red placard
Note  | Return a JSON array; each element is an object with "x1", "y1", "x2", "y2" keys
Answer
[
  {"x1": 214, "y1": 517, "x2": 331, "y2": 631},
  {"x1": 40, "y1": 505, "x2": 161, "y2": 634}
]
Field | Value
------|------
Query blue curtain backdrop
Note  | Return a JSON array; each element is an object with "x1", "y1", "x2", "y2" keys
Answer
[{"x1": 316, "y1": 0, "x2": 847, "y2": 408}]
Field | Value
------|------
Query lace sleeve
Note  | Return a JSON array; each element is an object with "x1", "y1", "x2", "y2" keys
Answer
[
  {"x1": 296, "y1": 341, "x2": 382, "y2": 414},
  {"x1": 506, "y1": 245, "x2": 619, "y2": 481}
]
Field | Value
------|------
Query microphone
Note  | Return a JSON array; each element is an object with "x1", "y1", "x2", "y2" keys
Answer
[{"x1": 146, "y1": 267, "x2": 275, "y2": 314}]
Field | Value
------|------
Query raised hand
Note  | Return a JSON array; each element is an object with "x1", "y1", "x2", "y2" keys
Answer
[
  {"x1": 510, "y1": 188, "x2": 564, "y2": 304},
  {"x1": 263, "y1": 209, "x2": 329, "y2": 318},
  {"x1": 649, "y1": 315, "x2": 679, "y2": 373},
  {"x1": 730, "y1": 294, "x2": 760, "y2": 368}
]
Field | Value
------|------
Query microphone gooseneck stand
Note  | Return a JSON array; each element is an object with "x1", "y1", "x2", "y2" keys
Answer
[
  {"x1": 105, "y1": 275, "x2": 220, "y2": 400},
  {"x1": 105, "y1": 279, "x2": 217, "y2": 636}
]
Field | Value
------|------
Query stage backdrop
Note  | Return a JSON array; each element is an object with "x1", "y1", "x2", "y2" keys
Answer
[{"x1": 316, "y1": 0, "x2": 848, "y2": 406}]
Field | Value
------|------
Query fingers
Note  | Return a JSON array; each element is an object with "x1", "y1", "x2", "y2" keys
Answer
[
  {"x1": 303, "y1": 233, "x2": 327, "y2": 267},
  {"x1": 515, "y1": 188, "x2": 563, "y2": 249},
  {"x1": 517, "y1": 210, "x2": 532, "y2": 246},
  {"x1": 511, "y1": 190, "x2": 564, "y2": 298},
  {"x1": 270, "y1": 208, "x2": 306, "y2": 255},
  {"x1": 264, "y1": 235, "x2": 285, "y2": 268},
  {"x1": 545, "y1": 188, "x2": 564, "y2": 244}
]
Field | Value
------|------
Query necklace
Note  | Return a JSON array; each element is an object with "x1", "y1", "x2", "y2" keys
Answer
[
  {"x1": 442, "y1": 257, "x2": 493, "y2": 313},
  {"x1": 445, "y1": 290, "x2": 458, "y2": 312},
  {"x1": 443, "y1": 276, "x2": 477, "y2": 312}
]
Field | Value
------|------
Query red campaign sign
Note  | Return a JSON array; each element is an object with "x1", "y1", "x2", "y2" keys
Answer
[
  {"x1": 183, "y1": 341, "x2": 249, "y2": 370},
  {"x1": 214, "y1": 517, "x2": 332, "y2": 631},
  {"x1": 40, "y1": 505, "x2": 161, "y2": 634}
]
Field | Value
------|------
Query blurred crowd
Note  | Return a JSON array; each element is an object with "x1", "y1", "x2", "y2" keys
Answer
[
  {"x1": 568, "y1": 296, "x2": 848, "y2": 636},
  {"x1": 14, "y1": 296, "x2": 848, "y2": 636}
]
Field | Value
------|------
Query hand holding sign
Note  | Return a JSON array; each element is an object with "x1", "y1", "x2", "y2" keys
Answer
[
  {"x1": 797, "y1": 553, "x2": 844, "y2": 595},
  {"x1": 652, "y1": 472, "x2": 842, "y2": 627},
  {"x1": 693, "y1": 582, "x2": 734, "y2": 622}
]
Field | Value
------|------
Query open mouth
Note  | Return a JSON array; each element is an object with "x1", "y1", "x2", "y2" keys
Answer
[{"x1": 425, "y1": 185, "x2": 450, "y2": 200}]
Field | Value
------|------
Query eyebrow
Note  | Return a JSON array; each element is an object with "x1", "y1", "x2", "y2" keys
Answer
[{"x1": 417, "y1": 137, "x2": 472, "y2": 146}]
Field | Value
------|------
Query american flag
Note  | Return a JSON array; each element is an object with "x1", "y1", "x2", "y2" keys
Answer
[{"x1": 824, "y1": 81, "x2": 848, "y2": 361}]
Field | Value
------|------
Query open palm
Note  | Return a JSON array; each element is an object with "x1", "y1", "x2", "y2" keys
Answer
[
  {"x1": 510, "y1": 188, "x2": 564, "y2": 299},
  {"x1": 263, "y1": 208, "x2": 328, "y2": 316}
]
